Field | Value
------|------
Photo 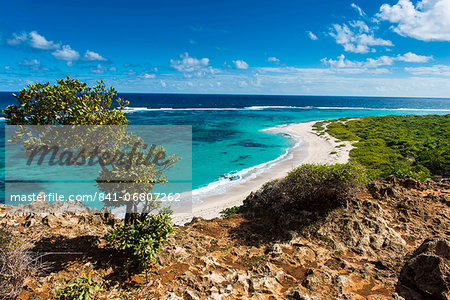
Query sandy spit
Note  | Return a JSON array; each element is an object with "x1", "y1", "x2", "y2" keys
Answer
[{"x1": 172, "y1": 120, "x2": 354, "y2": 225}]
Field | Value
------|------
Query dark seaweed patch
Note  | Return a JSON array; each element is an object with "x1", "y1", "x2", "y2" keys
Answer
[{"x1": 230, "y1": 155, "x2": 252, "y2": 163}]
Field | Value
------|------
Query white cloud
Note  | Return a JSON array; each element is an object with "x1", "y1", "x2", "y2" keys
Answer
[
  {"x1": 7, "y1": 31, "x2": 108, "y2": 66},
  {"x1": 267, "y1": 57, "x2": 280, "y2": 63},
  {"x1": 20, "y1": 59, "x2": 40, "y2": 66},
  {"x1": 377, "y1": 0, "x2": 450, "y2": 41},
  {"x1": 256, "y1": 65, "x2": 389, "y2": 76},
  {"x1": 351, "y1": 20, "x2": 370, "y2": 33},
  {"x1": 233, "y1": 60, "x2": 249, "y2": 69},
  {"x1": 18, "y1": 59, "x2": 47, "y2": 71},
  {"x1": 7, "y1": 32, "x2": 27, "y2": 46},
  {"x1": 84, "y1": 50, "x2": 107, "y2": 61},
  {"x1": 307, "y1": 31, "x2": 319, "y2": 40},
  {"x1": 52, "y1": 45, "x2": 80, "y2": 65},
  {"x1": 29, "y1": 31, "x2": 59, "y2": 50},
  {"x1": 7, "y1": 31, "x2": 60, "y2": 50},
  {"x1": 82, "y1": 65, "x2": 450, "y2": 97},
  {"x1": 396, "y1": 52, "x2": 432, "y2": 62},
  {"x1": 247, "y1": 68, "x2": 450, "y2": 96},
  {"x1": 365, "y1": 56, "x2": 395, "y2": 67},
  {"x1": 330, "y1": 22, "x2": 393, "y2": 53},
  {"x1": 91, "y1": 64, "x2": 107, "y2": 74},
  {"x1": 322, "y1": 52, "x2": 431, "y2": 69},
  {"x1": 351, "y1": 3, "x2": 366, "y2": 17},
  {"x1": 4, "y1": 66, "x2": 13, "y2": 71},
  {"x1": 405, "y1": 65, "x2": 450, "y2": 76},
  {"x1": 170, "y1": 52, "x2": 214, "y2": 76},
  {"x1": 321, "y1": 54, "x2": 363, "y2": 68},
  {"x1": 239, "y1": 80, "x2": 248, "y2": 87},
  {"x1": 142, "y1": 73, "x2": 156, "y2": 79}
]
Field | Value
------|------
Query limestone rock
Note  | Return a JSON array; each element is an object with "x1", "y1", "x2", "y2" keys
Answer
[
  {"x1": 302, "y1": 268, "x2": 333, "y2": 291},
  {"x1": 42, "y1": 214, "x2": 60, "y2": 228},
  {"x1": 398, "y1": 237, "x2": 450, "y2": 299}
]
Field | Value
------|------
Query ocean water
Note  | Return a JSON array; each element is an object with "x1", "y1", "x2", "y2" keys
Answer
[{"x1": 1, "y1": 92, "x2": 449, "y2": 206}]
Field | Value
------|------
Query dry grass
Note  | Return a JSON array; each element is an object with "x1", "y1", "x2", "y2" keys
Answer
[{"x1": 0, "y1": 226, "x2": 41, "y2": 299}]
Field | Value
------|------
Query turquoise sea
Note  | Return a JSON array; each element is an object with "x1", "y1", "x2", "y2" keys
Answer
[{"x1": 1, "y1": 93, "x2": 449, "y2": 207}]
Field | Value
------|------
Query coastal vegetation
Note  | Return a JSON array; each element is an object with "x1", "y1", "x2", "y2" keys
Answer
[
  {"x1": 277, "y1": 162, "x2": 367, "y2": 210},
  {"x1": 315, "y1": 114, "x2": 450, "y2": 180},
  {"x1": 55, "y1": 274, "x2": 101, "y2": 300},
  {"x1": 243, "y1": 162, "x2": 368, "y2": 217},
  {"x1": 0, "y1": 226, "x2": 40, "y2": 299},
  {"x1": 105, "y1": 212, "x2": 174, "y2": 276},
  {"x1": 2, "y1": 174, "x2": 449, "y2": 298},
  {"x1": 2, "y1": 79, "x2": 448, "y2": 298},
  {"x1": 220, "y1": 206, "x2": 240, "y2": 217},
  {"x1": 2, "y1": 77, "x2": 179, "y2": 225},
  {"x1": 2, "y1": 77, "x2": 129, "y2": 126}
]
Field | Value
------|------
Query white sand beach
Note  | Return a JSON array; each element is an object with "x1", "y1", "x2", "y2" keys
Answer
[{"x1": 172, "y1": 120, "x2": 354, "y2": 225}]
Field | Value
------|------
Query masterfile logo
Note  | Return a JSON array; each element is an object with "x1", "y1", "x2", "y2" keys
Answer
[{"x1": 4, "y1": 125, "x2": 193, "y2": 215}]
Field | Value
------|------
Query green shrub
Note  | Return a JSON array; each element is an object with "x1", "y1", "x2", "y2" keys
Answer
[
  {"x1": 241, "y1": 163, "x2": 367, "y2": 219},
  {"x1": 390, "y1": 163, "x2": 431, "y2": 181},
  {"x1": 282, "y1": 163, "x2": 367, "y2": 212},
  {"x1": 325, "y1": 114, "x2": 450, "y2": 179},
  {"x1": 220, "y1": 206, "x2": 240, "y2": 218},
  {"x1": 312, "y1": 122, "x2": 325, "y2": 132},
  {"x1": 326, "y1": 122, "x2": 360, "y2": 141},
  {"x1": 0, "y1": 226, "x2": 40, "y2": 299},
  {"x1": 262, "y1": 178, "x2": 279, "y2": 189},
  {"x1": 2, "y1": 78, "x2": 179, "y2": 226},
  {"x1": 105, "y1": 213, "x2": 174, "y2": 272},
  {"x1": 55, "y1": 274, "x2": 100, "y2": 300}
]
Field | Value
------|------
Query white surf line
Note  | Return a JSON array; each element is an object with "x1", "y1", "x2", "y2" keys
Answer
[{"x1": 172, "y1": 120, "x2": 357, "y2": 224}]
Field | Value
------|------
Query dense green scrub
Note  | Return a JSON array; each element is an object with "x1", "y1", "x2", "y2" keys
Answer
[{"x1": 314, "y1": 114, "x2": 450, "y2": 180}]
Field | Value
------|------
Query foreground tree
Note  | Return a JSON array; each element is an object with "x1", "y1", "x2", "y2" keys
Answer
[
  {"x1": 3, "y1": 77, "x2": 178, "y2": 224},
  {"x1": 3, "y1": 77, "x2": 129, "y2": 125}
]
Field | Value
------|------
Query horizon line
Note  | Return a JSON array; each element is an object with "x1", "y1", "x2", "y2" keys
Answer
[{"x1": 0, "y1": 90, "x2": 449, "y2": 100}]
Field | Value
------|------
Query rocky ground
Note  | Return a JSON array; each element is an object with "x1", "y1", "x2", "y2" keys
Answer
[{"x1": 1, "y1": 177, "x2": 449, "y2": 299}]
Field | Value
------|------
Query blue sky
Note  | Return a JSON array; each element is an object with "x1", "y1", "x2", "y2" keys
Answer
[{"x1": 1, "y1": 0, "x2": 450, "y2": 97}]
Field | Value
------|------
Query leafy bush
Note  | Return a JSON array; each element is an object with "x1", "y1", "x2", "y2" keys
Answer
[
  {"x1": 242, "y1": 163, "x2": 368, "y2": 218},
  {"x1": 282, "y1": 163, "x2": 367, "y2": 212},
  {"x1": 2, "y1": 78, "x2": 179, "y2": 225},
  {"x1": 312, "y1": 121, "x2": 326, "y2": 132},
  {"x1": 324, "y1": 114, "x2": 450, "y2": 179},
  {"x1": 390, "y1": 163, "x2": 431, "y2": 182},
  {"x1": 0, "y1": 226, "x2": 40, "y2": 299},
  {"x1": 55, "y1": 274, "x2": 100, "y2": 300},
  {"x1": 220, "y1": 206, "x2": 240, "y2": 218},
  {"x1": 2, "y1": 77, "x2": 129, "y2": 126},
  {"x1": 105, "y1": 213, "x2": 174, "y2": 272},
  {"x1": 262, "y1": 179, "x2": 279, "y2": 189}
]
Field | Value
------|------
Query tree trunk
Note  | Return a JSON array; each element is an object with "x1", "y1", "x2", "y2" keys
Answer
[{"x1": 124, "y1": 202, "x2": 135, "y2": 225}]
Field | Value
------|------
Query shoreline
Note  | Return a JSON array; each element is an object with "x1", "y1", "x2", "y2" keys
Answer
[
  {"x1": 2, "y1": 120, "x2": 354, "y2": 224},
  {"x1": 172, "y1": 120, "x2": 354, "y2": 225}
]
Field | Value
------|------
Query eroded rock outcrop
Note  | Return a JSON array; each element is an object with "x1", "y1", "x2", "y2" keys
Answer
[
  {"x1": 398, "y1": 237, "x2": 450, "y2": 300},
  {"x1": 1, "y1": 177, "x2": 448, "y2": 299}
]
